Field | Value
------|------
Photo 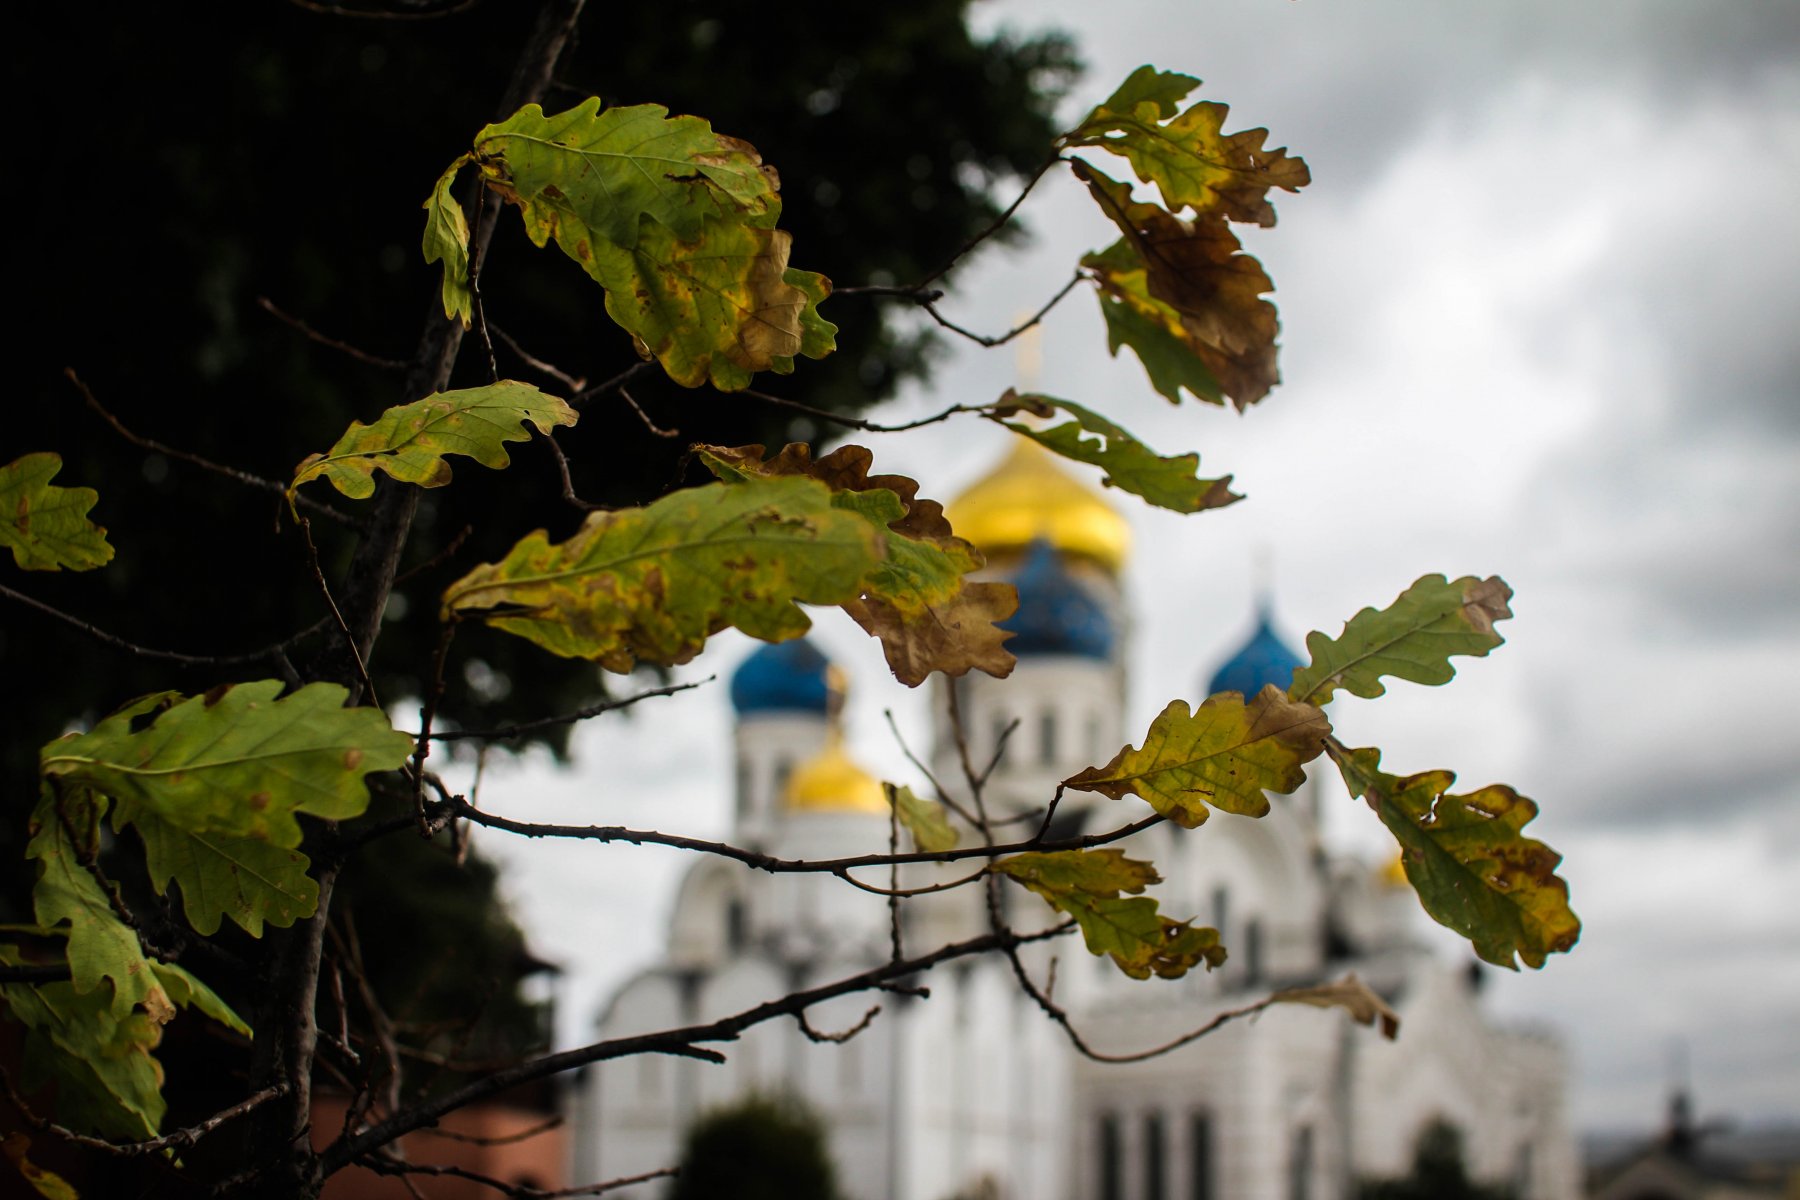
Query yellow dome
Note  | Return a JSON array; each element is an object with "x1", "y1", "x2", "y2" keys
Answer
[
  {"x1": 783, "y1": 733, "x2": 889, "y2": 815},
  {"x1": 946, "y1": 438, "x2": 1131, "y2": 574},
  {"x1": 1379, "y1": 851, "x2": 1411, "y2": 889}
]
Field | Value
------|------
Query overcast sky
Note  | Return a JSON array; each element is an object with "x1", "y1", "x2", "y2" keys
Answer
[{"x1": 448, "y1": 0, "x2": 1800, "y2": 1136}]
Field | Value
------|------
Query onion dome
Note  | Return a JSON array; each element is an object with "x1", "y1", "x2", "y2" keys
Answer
[
  {"x1": 783, "y1": 731, "x2": 888, "y2": 815},
  {"x1": 1206, "y1": 604, "x2": 1304, "y2": 698},
  {"x1": 730, "y1": 637, "x2": 832, "y2": 716},
  {"x1": 946, "y1": 439, "x2": 1131, "y2": 574},
  {"x1": 1002, "y1": 539, "x2": 1116, "y2": 660}
]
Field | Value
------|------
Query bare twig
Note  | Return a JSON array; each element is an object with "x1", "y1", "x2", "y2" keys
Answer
[
  {"x1": 568, "y1": 361, "x2": 654, "y2": 406},
  {"x1": 66, "y1": 367, "x2": 361, "y2": 528},
  {"x1": 321, "y1": 923, "x2": 1071, "y2": 1171},
  {"x1": 411, "y1": 625, "x2": 458, "y2": 833},
  {"x1": 256, "y1": 296, "x2": 407, "y2": 370},
  {"x1": 393, "y1": 524, "x2": 474, "y2": 586},
  {"x1": 469, "y1": 187, "x2": 501, "y2": 384},
  {"x1": 739, "y1": 388, "x2": 986, "y2": 434},
  {"x1": 416, "y1": 1113, "x2": 563, "y2": 1146},
  {"x1": 917, "y1": 152, "x2": 1067, "y2": 290},
  {"x1": 796, "y1": 1005, "x2": 881, "y2": 1044},
  {"x1": 0, "y1": 583, "x2": 331, "y2": 667},
  {"x1": 831, "y1": 284, "x2": 946, "y2": 300},
  {"x1": 881, "y1": 708, "x2": 980, "y2": 827},
  {"x1": 618, "y1": 384, "x2": 680, "y2": 438},
  {"x1": 1, "y1": 1064, "x2": 284, "y2": 1158},
  {"x1": 545, "y1": 435, "x2": 608, "y2": 512},
  {"x1": 361, "y1": 1154, "x2": 678, "y2": 1199},
  {"x1": 298, "y1": 516, "x2": 380, "y2": 708},
  {"x1": 427, "y1": 677, "x2": 712, "y2": 742},
  {"x1": 491, "y1": 323, "x2": 587, "y2": 392},
  {"x1": 923, "y1": 269, "x2": 1086, "y2": 349}
]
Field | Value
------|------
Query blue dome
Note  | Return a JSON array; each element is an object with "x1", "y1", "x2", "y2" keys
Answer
[
  {"x1": 731, "y1": 637, "x2": 832, "y2": 715},
  {"x1": 1002, "y1": 539, "x2": 1116, "y2": 660},
  {"x1": 1206, "y1": 606, "x2": 1304, "y2": 698}
]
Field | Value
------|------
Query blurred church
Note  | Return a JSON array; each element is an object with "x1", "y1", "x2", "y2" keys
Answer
[{"x1": 572, "y1": 440, "x2": 1579, "y2": 1200}]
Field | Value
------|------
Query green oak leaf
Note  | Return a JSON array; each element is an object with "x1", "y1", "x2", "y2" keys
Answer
[
  {"x1": 40, "y1": 681, "x2": 414, "y2": 850},
  {"x1": 422, "y1": 156, "x2": 473, "y2": 326},
  {"x1": 1289, "y1": 575, "x2": 1514, "y2": 706},
  {"x1": 1330, "y1": 744, "x2": 1580, "y2": 970},
  {"x1": 290, "y1": 381, "x2": 576, "y2": 501},
  {"x1": 1079, "y1": 163, "x2": 1281, "y2": 411},
  {"x1": 1065, "y1": 685, "x2": 1330, "y2": 827},
  {"x1": 696, "y1": 443, "x2": 1017, "y2": 685},
  {"x1": 587, "y1": 215, "x2": 811, "y2": 390},
  {"x1": 25, "y1": 788, "x2": 171, "y2": 1021},
  {"x1": 442, "y1": 476, "x2": 884, "y2": 673},
  {"x1": 991, "y1": 390, "x2": 1241, "y2": 513},
  {"x1": 996, "y1": 849, "x2": 1224, "y2": 980},
  {"x1": 1063, "y1": 65, "x2": 1310, "y2": 226},
  {"x1": 884, "y1": 783, "x2": 958, "y2": 853},
  {"x1": 0, "y1": 453, "x2": 114, "y2": 572},
  {"x1": 770, "y1": 267, "x2": 838, "y2": 376},
  {"x1": 471, "y1": 98, "x2": 780, "y2": 250},
  {"x1": 150, "y1": 961, "x2": 251, "y2": 1037},
  {"x1": 1096, "y1": 291, "x2": 1225, "y2": 406},
  {"x1": 2, "y1": 1131, "x2": 80, "y2": 1200},
  {"x1": 123, "y1": 805, "x2": 318, "y2": 937}
]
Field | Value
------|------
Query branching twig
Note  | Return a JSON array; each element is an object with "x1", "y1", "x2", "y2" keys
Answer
[
  {"x1": 321, "y1": 923, "x2": 1071, "y2": 1171},
  {"x1": 916, "y1": 151, "x2": 1067, "y2": 289},
  {"x1": 546, "y1": 436, "x2": 608, "y2": 512},
  {"x1": 882, "y1": 708, "x2": 980, "y2": 828},
  {"x1": 618, "y1": 384, "x2": 680, "y2": 438},
  {"x1": 796, "y1": 1005, "x2": 881, "y2": 1045},
  {"x1": 427, "y1": 676, "x2": 712, "y2": 742},
  {"x1": 298, "y1": 516, "x2": 380, "y2": 708},
  {"x1": 256, "y1": 296, "x2": 407, "y2": 371},
  {"x1": 469, "y1": 186, "x2": 501, "y2": 384},
  {"x1": 0, "y1": 583, "x2": 331, "y2": 667},
  {"x1": 416, "y1": 1113, "x2": 563, "y2": 1146},
  {"x1": 490, "y1": 323, "x2": 587, "y2": 392},
  {"x1": 66, "y1": 367, "x2": 362, "y2": 528},
  {"x1": 568, "y1": 361, "x2": 654, "y2": 406},
  {"x1": 393, "y1": 524, "x2": 474, "y2": 586},
  {"x1": 411, "y1": 625, "x2": 458, "y2": 832},
  {"x1": 0, "y1": 1064, "x2": 284, "y2": 1158},
  {"x1": 739, "y1": 388, "x2": 986, "y2": 434},
  {"x1": 923, "y1": 269, "x2": 1086, "y2": 349}
]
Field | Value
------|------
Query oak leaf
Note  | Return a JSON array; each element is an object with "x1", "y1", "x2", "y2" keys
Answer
[
  {"x1": 1064, "y1": 65, "x2": 1310, "y2": 226},
  {"x1": 1080, "y1": 163, "x2": 1280, "y2": 410},
  {"x1": 1269, "y1": 974, "x2": 1400, "y2": 1039},
  {"x1": 1289, "y1": 575, "x2": 1513, "y2": 705},
  {"x1": 291, "y1": 381, "x2": 576, "y2": 501},
  {"x1": 885, "y1": 783, "x2": 958, "y2": 853},
  {"x1": 0, "y1": 454, "x2": 114, "y2": 572},
  {"x1": 991, "y1": 390, "x2": 1241, "y2": 513},
  {"x1": 1330, "y1": 744, "x2": 1580, "y2": 970},
  {"x1": 697, "y1": 443, "x2": 1017, "y2": 686},
  {"x1": 1065, "y1": 685, "x2": 1329, "y2": 827},
  {"x1": 996, "y1": 849, "x2": 1224, "y2": 980},
  {"x1": 422, "y1": 156, "x2": 473, "y2": 327},
  {"x1": 442, "y1": 477, "x2": 885, "y2": 672},
  {"x1": 1, "y1": 1132, "x2": 79, "y2": 1200}
]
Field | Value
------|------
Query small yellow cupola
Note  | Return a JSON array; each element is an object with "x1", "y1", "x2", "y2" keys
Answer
[
  {"x1": 781, "y1": 663, "x2": 889, "y2": 816},
  {"x1": 945, "y1": 438, "x2": 1131, "y2": 574}
]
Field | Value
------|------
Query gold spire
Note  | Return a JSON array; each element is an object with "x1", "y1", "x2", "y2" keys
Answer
[
  {"x1": 783, "y1": 728, "x2": 888, "y2": 815},
  {"x1": 946, "y1": 438, "x2": 1132, "y2": 573}
]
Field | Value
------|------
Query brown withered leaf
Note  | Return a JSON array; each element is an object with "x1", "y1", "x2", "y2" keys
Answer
[
  {"x1": 1077, "y1": 161, "x2": 1280, "y2": 410},
  {"x1": 697, "y1": 444, "x2": 1017, "y2": 686},
  {"x1": 1269, "y1": 974, "x2": 1400, "y2": 1039}
]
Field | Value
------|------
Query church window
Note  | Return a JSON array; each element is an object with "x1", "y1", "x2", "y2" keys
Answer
[
  {"x1": 1243, "y1": 918, "x2": 1264, "y2": 986},
  {"x1": 726, "y1": 898, "x2": 748, "y2": 952},
  {"x1": 1143, "y1": 1111, "x2": 1168, "y2": 1200},
  {"x1": 773, "y1": 756, "x2": 792, "y2": 797},
  {"x1": 1211, "y1": 887, "x2": 1229, "y2": 940},
  {"x1": 1098, "y1": 1113, "x2": 1124, "y2": 1200},
  {"x1": 1287, "y1": 1124, "x2": 1313, "y2": 1200},
  {"x1": 1188, "y1": 1112, "x2": 1214, "y2": 1200},
  {"x1": 735, "y1": 755, "x2": 751, "y2": 818},
  {"x1": 1040, "y1": 709, "x2": 1058, "y2": 766}
]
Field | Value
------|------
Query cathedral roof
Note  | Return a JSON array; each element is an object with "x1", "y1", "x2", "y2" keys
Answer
[
  {"x1": 729, "y1": 637, "x2": 832, "y2": 715},
  {"x1": 946, "y1": 438, "x2": 1131, "y2": 574},
  {"x1": 1206, "y1": 604, "x2": 1305, "y2": 698},
  {"x1": 1002, "y1": 539, "x2": 1116, "y2": 660},
  {"x1": 783, "y1": 732, "x2": 888, "y2": 815}
]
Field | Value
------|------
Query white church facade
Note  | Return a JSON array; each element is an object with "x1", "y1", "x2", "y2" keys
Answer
[{"x1": 572, "y1": 442, "x2": 1579, "y2": 1200}]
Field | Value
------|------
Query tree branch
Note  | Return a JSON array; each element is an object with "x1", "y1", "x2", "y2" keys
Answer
[
  {"x1": 922, "y1": 269, "x2": 1087, "y2": 349},
  {"x1": 426, "y1": 677, "x2": 712, "y2": 742},
  {"x1": 256, "y1": 296, "x2": 408, "y2": 371},
  {"x1": 0, "y1": 584, "x2": 332, "y2": 667},
  {"x1": 0, "y1": 1064, "x2": 285, "y2": 1158}
]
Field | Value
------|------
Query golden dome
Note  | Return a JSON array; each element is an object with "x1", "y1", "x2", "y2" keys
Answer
[
  {"x1": 783, "y1": 732, "x2": 889, "y2": 815},
  {"x1": 946, "y1": 438, "x2": 1131, "y2": 574},
  {"x1": 1379, "y1": 851, "x2": 1411, "y2": 889}
]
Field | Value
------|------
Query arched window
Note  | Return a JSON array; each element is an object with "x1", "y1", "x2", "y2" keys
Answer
[
  {"x1": 1287, "y1": 1124, "x2": 1313, "y2": 1200},
  {"x1": 1098, "y1": 1113, "x2": 1124, "y2": 1200},
  {"x1": 726, "y1": 899, "x2": 748, "y2": 952},
  {"x1": 1143, "y1": 1111, "x2": 1168, "y2": 1200},
  {"x1": 1188, "y1": 1112, "x2": 1214, "y2": 1200},
  {"x1": 1039, "y1": 709, "x2": 1058, "y2": 766},
  {"x1": 1243, "y1": 919, "x2": 1264, "y2": 986}
]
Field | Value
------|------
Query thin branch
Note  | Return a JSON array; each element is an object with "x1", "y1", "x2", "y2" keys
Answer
[
  {"x1": 0, "y1": 583, "x2": 331, "y2": 667},
  {"x1": 882, "y1": 708, "x2": 979, "y2": 828},
  {"x1": 416, "y1": 1113, "x2": 563, "y2": 1146},
  {"x1": 618, "y1": 384, "x2": 680, "y2": 438},
  {"x1": 446, "y1": 794, "x2": 1164, "y2": 874},
  {"x1": 0, "y1": 1064, "x2": 284, "y2": 1157},
  {"x1": 739, "y1": 388, "x2": 985, "y2": 434},
  {"x1": 427, "y1": 676, "x2": 712, "y2": 742},
  {"x1": 796, "y1": 1005, "x2": 880, "y2": 1045},
  {"x1": 922, "y1": 269, "x2": 1086, "y2": 349},
  {"x1": 298, "y1": 516, "x2": 380, "y2": 708},
  {"x1": 392, "y1": 524, "x2": 474, "y2": 586},
  {"x1": 66, "y1": 367, "x2": 362, "y2": 528},
  {"x1": 831, "y1": 284, "x2": 946, "y2": 301},
  {"x1": 410, "y1": 624, "x2": 458, "y2": 832},
  {"x1": 568, "y1": 361, "x2": 653, "y2": 406},
  {"x1": 321, "y1": 923, "x2": 1070, "y2": 1171},
  {"x1": 490, "y1": 323, "x2": 587, "y2": 392},
  {"x1": 917, "y1": 151, "x2": 1066, "y2": 290},
  {"x1": 468, "y1": 186, "x2": 501, "y2": 384},
  {"x1": 546, "y1": 435, "x2": 608, "y2": 512},
  {"x1": 256, "y1": 296, "x2": 407, "y2": 370},
  {"x1": 360, "y1": 1155, "x2": 677, "y2": 1199}
]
